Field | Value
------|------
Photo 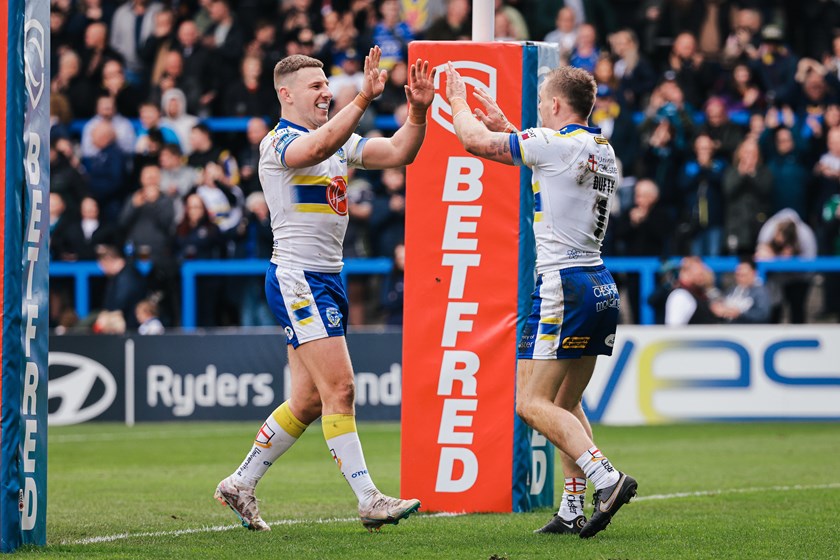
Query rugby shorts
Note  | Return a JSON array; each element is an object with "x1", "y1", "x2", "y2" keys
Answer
[
  {"x1": 517, "y1": 265, "x2": 619, "y2": 360},
  {"x1": 265, "y1": 264, "x2": 348, "y2": 348}
]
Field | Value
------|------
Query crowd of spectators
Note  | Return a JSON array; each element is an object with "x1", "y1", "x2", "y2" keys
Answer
[{"x1": 48, "y1": 0, "x2": 840, "y2": 331}]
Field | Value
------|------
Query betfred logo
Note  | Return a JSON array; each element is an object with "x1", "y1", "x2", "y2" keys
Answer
[{"x1": 431, "y1": 61, "x2": 497, "y2": 135}]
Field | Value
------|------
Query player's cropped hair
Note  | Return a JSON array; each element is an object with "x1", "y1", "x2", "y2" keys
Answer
[
  {"x1": 273, "y1": 55, "x2": 324, "y2": 90},
  {"x1": 545, "y1": 66, "x2": 597, "y2": 120}
]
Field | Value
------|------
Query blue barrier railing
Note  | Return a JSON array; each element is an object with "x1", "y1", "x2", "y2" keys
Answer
[{"x1": 50, "y1": 256, "x2": 840, "y2": 330}]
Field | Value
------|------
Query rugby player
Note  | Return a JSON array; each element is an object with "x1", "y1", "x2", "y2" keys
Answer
[
  {"x1": 445, "y1": 62, "x2": 637, "y2": 539},
  {"x1": 215, "y1": 47, "x2": 434, "y2": 532}
]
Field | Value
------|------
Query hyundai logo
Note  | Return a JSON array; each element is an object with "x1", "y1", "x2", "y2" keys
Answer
[{"x1": 48, "y1": 352, "x2": 117, "y2": 426}]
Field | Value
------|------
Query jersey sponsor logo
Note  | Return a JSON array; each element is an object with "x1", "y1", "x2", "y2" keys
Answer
[
  {"x1": 326, "y1": 307, "x2": 342, "y2": 327},
  {"x1": 605, "y1": 334, "x2": 615, "y2": 348},
  {"x1": 521, "y1": 130, "x2": 535, "y2": 141},
  {"x1": 587, "y1": 153, "x2": 598, "y2": 172},
  {"x1": 431, "y1": 60, "x2": 497, "y2": 135},
  {"x1": 592, "y1": 283, "x2": 619, "y2": 297},
  {"x1": 327, "y1": 176, "x2": 348, "y2": 215},
  {"x1": 594, "y1": 135, "x2": 609, "y2": 145},
  {"x1": 284, "y1": 326, "x2": 295, "y2": 340},
  {"x1": 561, "y1": 336, "x2": 590, "y2": 349}
]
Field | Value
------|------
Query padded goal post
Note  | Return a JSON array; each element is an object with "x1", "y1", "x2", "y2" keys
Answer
[
  {"x1": 401, "y1": 41, "x2": 558, "y2": 513},
  {"x1": 1, "y1": 0, "x2": 49, "y2": 551}
]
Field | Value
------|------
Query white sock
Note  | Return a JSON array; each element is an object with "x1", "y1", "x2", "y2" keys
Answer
[
  {"x1": 233, "y1": 401, "x2": 308, "y2": 488},
  {"x1": 558, "y1": 477, "x2": 586, "y2": 520},
  {"x1": 575, "y1": 446, "x2": 620, "y2": 491},
  {"x1": 323, "y1": 414, "x2": 379, "y2": 507}
]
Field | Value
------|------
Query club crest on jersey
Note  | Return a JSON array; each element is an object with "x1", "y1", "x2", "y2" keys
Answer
[
  {"x1": 336, "y1": 147, "x2": 347, "y2": 164},
  {"x1": 327, "y1": 176, "x2": 348, "y2": 215},
  {"x1": 326, "y1": 307, "x2": 342, "y2": 327}
]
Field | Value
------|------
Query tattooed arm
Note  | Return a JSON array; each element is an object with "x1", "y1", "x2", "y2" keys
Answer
[{"x1": 445, "y1": 62, "x2": 516, "y2": 166}]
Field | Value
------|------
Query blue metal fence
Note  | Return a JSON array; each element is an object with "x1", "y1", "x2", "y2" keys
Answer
[{"x1": 50, "y1": 256, "x2": 840, "y2": 330}]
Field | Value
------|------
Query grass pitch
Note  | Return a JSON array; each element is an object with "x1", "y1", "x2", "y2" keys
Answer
[{"x1": 22, "y1": 421, "x2": 840, "y2": 559}]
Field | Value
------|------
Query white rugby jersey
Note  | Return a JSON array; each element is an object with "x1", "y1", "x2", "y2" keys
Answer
[
  {"x1": 259, "y1": 119, "x2": 368, "y2": 273},
  {"x1": 510, "y1": 124, "x2": 619, "y2": 273}
]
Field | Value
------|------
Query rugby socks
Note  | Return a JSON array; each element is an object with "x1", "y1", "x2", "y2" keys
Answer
[
  {"x1": 233, "y1": 401, "x2": 308, "y2": 488},
  {"x1": 576, "y1": 446, "x2": 621, "y2": 491},
  {"x1": 322, "y1": 413, "x2": 379, "y2": 506},
  {"x1": 558, "y1": 477, "x2": 587, "y2": 521}
]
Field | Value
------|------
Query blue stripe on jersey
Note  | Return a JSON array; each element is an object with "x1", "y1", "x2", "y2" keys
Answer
[
  {"x1": 509, "y1": 133, "x2": 523, "y2": 166},
  {"x1": 293, "y1": 305, "x2": 313, "y2": 322},
  {"x1": 278, "y1": 119, "x2": 309, "y2": 132},
  {"x1": 533, "y1": 188, "x2": 542, "y2": 212},
  {"x1": 293, "y1": 185, "x2": 328, "y2": 205},
  {"x1": 538, "y1": 321, "x2": 560, "y2": 336},
  {"x1": 557, "y1": 123, "x2": 601, "y2": 135}
]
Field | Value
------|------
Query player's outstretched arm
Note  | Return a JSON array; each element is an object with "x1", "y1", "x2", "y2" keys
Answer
[
  {"x1": 445, "y1": 62, "x2": 515, "y2": 165},
  {"x1": 473, "y1": 88, "x2": 518, "y2": 134},
  {"x1": 361, "y1": 58, "x2": 435, "y2": 169},
  {"x1": 283, "y1": 46, "x2": 387, "y2": 168}
]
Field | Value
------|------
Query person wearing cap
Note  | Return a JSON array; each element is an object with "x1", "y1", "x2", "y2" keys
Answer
[{"x1": 754, "y1": 24, "x2": 799, "y2": 106}]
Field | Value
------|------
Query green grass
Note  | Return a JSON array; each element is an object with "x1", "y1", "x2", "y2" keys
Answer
[{"x1": 18, "y1": 421, "x2": 840, "y2": 558}]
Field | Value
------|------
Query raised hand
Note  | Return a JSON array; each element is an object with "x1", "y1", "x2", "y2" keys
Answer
[
  {"x1": 473, "y1": 88, "x2": 514, "y2": 133},
  {"x1": 361, "y1": 46, "x2": 388, "y2": 100},
  {"x1": 404, "y1": 58, "x2": 436, "y2": 110},
  {"x1": 445, "y1": 62, "x2": 467, "y2": 103}
]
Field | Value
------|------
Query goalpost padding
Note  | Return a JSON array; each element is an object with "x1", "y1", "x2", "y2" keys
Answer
[{"x1": 1, "y1": 0, "x2": 49, "y2": 551}]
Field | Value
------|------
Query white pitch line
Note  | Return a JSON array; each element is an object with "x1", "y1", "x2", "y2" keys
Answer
[
  {"x1": 634, "y1": 482, "x2": 840, "y2": 502},
  {"x1": 62, "y1": 512, "x2": 465, "y2": 545},
  {"x1": 61, "y1": 483, "x2": 840, "y2": 546}
]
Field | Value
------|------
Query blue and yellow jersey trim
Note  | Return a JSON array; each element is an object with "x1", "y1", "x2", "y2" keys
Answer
[
  {"x1": 532, "y1": 180, "x2": 543, "y2": 222},
  {"x1": 537, "y1": 317, "x2": 562, "y2": 341},
  {"x1": 291, "y1": 174, "x2": 348, "y2": 214}
]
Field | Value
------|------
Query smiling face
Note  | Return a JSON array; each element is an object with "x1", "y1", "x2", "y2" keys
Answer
[{"x1": 280, "y1": 66, "x2": 332, "y2": 129}]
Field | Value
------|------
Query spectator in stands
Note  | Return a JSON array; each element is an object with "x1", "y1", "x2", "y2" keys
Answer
[
  {"x1": 100, "y1": 59, "x2": 144, "y2": 118},
  {"x1": 50, "y1": 137, "x2": 88, "y2": 216},
  {"x1": 756, "y1": 208, "x2": 818, "y2": 323},
  {"x1": 753, "y1": 25, "x2": 799, "y2": 106},
  {"x1": 609, "y1": 28, "x2": 657, "y2": 111},
  {"x1": 80, "y1": 22, "x2": 123, "y2": 86},
  {"x1": 95, "y1": 244, "x2": 148, "y2": 329},
  {"x1": 662, "y1": 31, "x2": 718, "y2": 109},
  {"x1": 174, "y1": 19, "x2": 216, "y2": 115},
  {"x1": 159, "y1": 143, "x2": 198, "y2": 202},
  {"x1": 64, "y1": 0, "x2": 115, "y2": 52},
  {"x1": 425, "y1": 0, "x2": 471, "y2": 42},
  {"x1": 50, "y1": 193, "x2": 83, "y2": 262},
  {"x1": 81, "y1": 95, "x2": 136, "y2": 157},
  {"x1": 76, "y1": 196, "x2": 118, "y2": 260},
  {"x1": 366, "y1": 0, "x2": 414, "y2": 70},
  {"x1": 187, "y1": 124, "x2": 239, "y2": 186},
  {"x1": 245, "y1": 20, "x2": 284, "y2": 90},
  {"x1": 792, "y1": 60, "x2": 838, "y2": 117},
  {"x1": 51, "y1": 49, "x2": 96, "y2": 119},
  {"x1": 238, "y1": 192, "x2": 275, "y2": 327},
  {"x1": 284, "y1": 26, "x2": 318, "y2": 59},
  {"x1": 81, "y1": 120, "x2": 128, "y2": 224},
  {"x1": 665, "y1": 256, "x2": 719, "y2": 325},
  {"x1": 760, "y1": 124, "x2": 811, "y2": 218},
  {"x1": 135, "y1": 101, "x2": 181, "y2": 156},
  {"x1": 161, "y1": 88, "x2": 199, "y2": 155},
  {"x1": 380, "y1": 242, "x2": 405, "y2": 326},
  {"x1": 119, "y1": 164, "x2": 176, "y2": 263},
  {"x1": 494, "y1": 0, "x2": 528, "y2": 41},
  {"x1": 203, "y1": 0, "x2": 245, "y2": 101},
  {"x1": 543, "y1": 7, "x2": 577, "y2": 58},
  {"x1": 678, "y1": 134, "x2": 727, "y2": 256},
  {"x1": 821, "y1": 194, "x2": 840, "y2": 319},
  {"x1": 374, "y1": 60, "x2": 408, "y2": 117},
  {"x1": 140, "y1": 8, "x2": 177, "y2": 87},
  {"x1": 722, "y1": 7, "x2": 762, "y2": 67},
  {"x1": 569, "y1": 23, "x2": 599, "y2": 73},
  {"x1": 277, "y1": 0, "x2": 323, "y2": 41},
  {"x1": 814, "y1": 125, "x2": 840, "y2": 219},
  {"x1": 370, "y1": 167, "x2": 406, "y2": 259},
  {"x1": 191, "y1": 161, "x2": 244, "y2": 240},
  {"x1": 722, "y1": 138, "x2": 773, "y2": 255},
  {"x1": 317, "y1": 13, "x2": 364, "y2": 78},
  {"x1": 698, "y1": 96, "x2": 745, "y2": 161},
  {"x1": 589, "y1": 85, "x2": 637, "y2": 176},
  {"x1": 224, "y1": 55, "x2": 275, "y2": 118},
  {"x1": 136, "y1": 298, "x2": 165, "y2": 334},
  {"x1": 711, "y1": 259, "x2": 772, "y2": 323},
  {"x1": 612, "y1": 178, "x2": 671, "y2": 322},
  {"x1": 238, "y1": 118, "x2": 270, "y2": 196},
  {"x1": 173, "y1": 192, "x2": 224, "y2": 326},
  {"x1": 719, "y1": 62, "x2": 765, "y2": 114},
  {"x1": 109, "y1": 0, "x2": 165, "y2": 83}
]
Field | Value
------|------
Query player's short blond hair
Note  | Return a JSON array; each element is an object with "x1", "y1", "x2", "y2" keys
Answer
[
  {"x1": 273, "y1": 55, "x2": 324, "y2": 91},
  {"x1": 543, "y1": 66, "x2": 597, "y2": 121}
]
